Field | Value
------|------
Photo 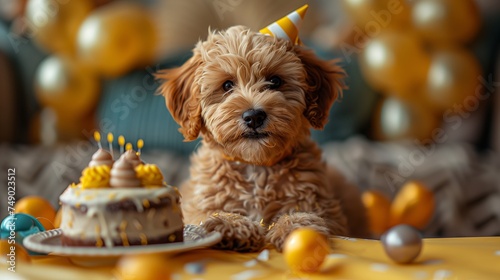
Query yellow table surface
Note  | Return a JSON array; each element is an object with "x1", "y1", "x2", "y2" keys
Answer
[{"x1": 2, "y1": 236, "x2": 500, "y2": 280}]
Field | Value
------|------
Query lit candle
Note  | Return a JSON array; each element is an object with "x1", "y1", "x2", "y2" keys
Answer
[
  {"x1": 107, "y1": 133, "x2": 114, "y2": 159},
  {"x1": 137, "y1": 139, "x2": 144, "y2": 155},
  {"x1": 118, "y1": 135, "x2": 125, "y2": 154},
  {"x1": 126, "y1": 142, "x2": 133, "y2": 151},
  {"x1": 94, "y1": 131, "x2": 102, "y2": 149}
]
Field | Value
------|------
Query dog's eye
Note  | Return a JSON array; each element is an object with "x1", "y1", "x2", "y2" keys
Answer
[
  {"x1": 267, "y1": 76, "x2": 282, "y2": 90},
  {"x1": 222, "y1": 80, "x2": 234, "y2": 92}
]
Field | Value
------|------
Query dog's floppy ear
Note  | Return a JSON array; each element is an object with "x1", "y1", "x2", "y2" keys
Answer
[
  {"x1": 156, "y1": 54, "x2": 203, "y2": 141},
  {"x1": 295, "y1": 47, "x2": 346, "y2": 129}
]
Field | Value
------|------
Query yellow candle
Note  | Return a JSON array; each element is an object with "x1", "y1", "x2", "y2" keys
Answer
[
  {"x1": 94, "y1": 131, "x2": 102, "y2": 149},
  {"x1": 118, "y1": 135, "x2": 125, "y2": 154},
  {"x1": 107, "y1": 133, "x2": 114, "y2": 159},
  {"x1": 126, "y1": 143, "x2": 133, "y2": 151},
  {"x1": 137, "y1": 139, "x2": 144, "y2": 155}
]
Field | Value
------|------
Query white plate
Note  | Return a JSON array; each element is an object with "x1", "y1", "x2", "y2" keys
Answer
[{"x1": 23, "y1": 225, "x2": 221, "y2": 257}]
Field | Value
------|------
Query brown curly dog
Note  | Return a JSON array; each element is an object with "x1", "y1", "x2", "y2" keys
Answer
[{"x1": 156, "y1": 26, "x2": 368, "y2": 252}]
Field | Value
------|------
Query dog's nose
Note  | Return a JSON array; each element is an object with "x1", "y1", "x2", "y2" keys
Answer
[{"x1": 242, "y1": 109, "x2": 267, "y2": 129}]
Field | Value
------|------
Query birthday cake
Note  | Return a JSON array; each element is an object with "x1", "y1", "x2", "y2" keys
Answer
[{"x1": 59, "y1": 135, "x2": 183, "y2": 247}]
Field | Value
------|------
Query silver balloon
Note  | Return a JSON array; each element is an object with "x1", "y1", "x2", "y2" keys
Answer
[{"x1": 382, "y1": 224, "x2": 423, "y2": 264}]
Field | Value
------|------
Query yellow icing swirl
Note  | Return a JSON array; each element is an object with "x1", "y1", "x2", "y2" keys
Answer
[
  {"x1": 135, "y1": 164, "x2": 164, "y2": 186},
  {"x1": 80, "y1": 165, "x2": 111, "y2": 189}
]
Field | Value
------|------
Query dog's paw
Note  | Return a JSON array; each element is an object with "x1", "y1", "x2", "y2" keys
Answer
[
  {"x1": 266, "y1": 212, "x2": 331, "y2": 252},
  {"x1": 202, "y1": 212, "x2": 265, "y2": 252}
]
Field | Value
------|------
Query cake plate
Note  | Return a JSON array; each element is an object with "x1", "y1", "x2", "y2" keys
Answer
[{"x1": 23, "y1": 225, "x2": 222, "y2": 266}]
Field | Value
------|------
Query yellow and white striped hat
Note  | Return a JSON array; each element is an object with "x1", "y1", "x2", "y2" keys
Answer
[{"x1": 259, "y1": 4, "x2": 308, "y2": 45}]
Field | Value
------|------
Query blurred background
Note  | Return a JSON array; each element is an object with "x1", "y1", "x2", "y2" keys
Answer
[{"x1": 0, "y1": 0, "x2": 499, "y2": 237}]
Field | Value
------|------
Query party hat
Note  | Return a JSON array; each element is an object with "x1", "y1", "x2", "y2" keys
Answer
[{"x1": 259, "y1": 4, "x2": 308, "y2": 45}]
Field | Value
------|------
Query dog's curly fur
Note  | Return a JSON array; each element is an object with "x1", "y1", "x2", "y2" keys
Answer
[{"x1": 157, "y1": 26, "x2": 368, "y2": 252}]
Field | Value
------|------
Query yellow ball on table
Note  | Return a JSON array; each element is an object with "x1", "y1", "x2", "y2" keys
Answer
[
  {"x1": 283, "y1": 228, "x2": 330, "y2": 273},
  {"x1": 0, "y1": 239, "x2": 31, "y2": 263},
  {"x1": 115, "y1": 254, "x2": 171, "y2": 280}
]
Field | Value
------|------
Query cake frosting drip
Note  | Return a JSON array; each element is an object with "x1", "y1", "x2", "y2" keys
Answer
[
  {"x1": 80, "y1": 166, "x2": 111, "y2": 189},
  {"x1": 110, "y1": 158, "x2": 140, "y2": 188},
  {"x1": 135, "y1": 164, "x2": 164, "y2": 186},
  {"x1": 89, "y1": 149, "x2": 114, "y2": 167},
  {"x1": 121, "y1": 150, "x2": 142, "y2": 167}
]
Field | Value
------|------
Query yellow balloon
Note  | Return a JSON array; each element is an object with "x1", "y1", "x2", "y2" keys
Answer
[
  {"x1": 390, "y1": 181, "x2": 435, "y2": 229},
  {"x1": 412, "y1": 0, "x2": 481, "y2": 44},
  {"x1": 360, "y1": 31, "x2": 430, "y2": 93},
  {"x1": 423, "y1": 48, "x2": 482, "y2": 112},
  {"x1": 362, "y1": 191, "x2": 391, "y2": 235},
  {"x1": 342, "y1": 0, "x2": 411, "y2": 30},
  {"x1": 77, "y1": 2, "x2": 157, "y2": 77},
  {"x1": 25, "y1": 0, "x2": 93, "y2": 54},
  {"x1": 35, "y1": 56, "x2": 100, "y2": 120},
  {"x1": 373, "y1": 97, "x2": 440, "y2": 141}
]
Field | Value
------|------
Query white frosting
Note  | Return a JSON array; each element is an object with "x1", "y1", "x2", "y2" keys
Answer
[
  {"x1": 59, "y1": 185, "x2": 183, "y2": 247},
  {"x1": 59, "y1": 185, "x2": 178, "y2": 206}
]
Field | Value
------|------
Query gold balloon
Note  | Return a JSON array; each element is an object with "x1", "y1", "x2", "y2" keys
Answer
[
  {"x1": 390, "y1": 181, "x2": 435, "y2": 229},
  {"x1": 423, "y1": 48, "x2": 482, "y2": 112},
  {"x1": 373, "y1": 97, "x2": 440, "y2": 141},
  {"x1": 77, "y1": 2, "x2": 157, "y2": 77},
  {"x1": 25, "y1": 0, "x2": 93, "y2": 54},
  {"x1": 362, "y1": 191, "x2": 391, "y2": 235},
  {"x1": 35, "y1": 56, "x2": 100, "y2": 120},
  {"x1": 342, "y1": 0, "x2": 411, "y2": 30},
  {"x1": 359, "y1": 31, "x2": 430, "y2": 93},
  {"x1": 412, "y1": 0, "x2": 481, "y2": 44}
]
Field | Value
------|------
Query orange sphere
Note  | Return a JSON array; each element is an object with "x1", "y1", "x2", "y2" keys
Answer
[
  {"x1": 77, "y1": 2, "x2": 157, "y2": 77},
  {"x1": 15, "y1": 196, "x2": 56, "y2": 230},
  {"x1": 283, "y1": 228, "x2": 330, "y2": 273},
  {"x1": 342, "y1": 0, "x2": 411, "y2": 30},
  {"x1": 25, "y1": 0, "x2": 94, "y2": 54},
  {"x1": 362, "y1": 191, "x2": 391, "y2": 235},
  {"x1": 0, "y1": 240, "x2": 31, "y2": 263},
  {"x1": 423, "y1": 48, "x2": 482, "y2": 112},
  {"x1": 360, "y1": 31, "x2": 430, "y2": 93},
  {"x1": 115, "y1": 254, "x2": 171, "y2": 280},
  {"x1": 390, "y1": 181, "x2": 435, "y2": 229},
  {"x1": 372, "y1": 97, "x2": 440, "y2": 141},
  {"x1": 412, "y1": 0, "x2": 481, "y2": 44},
  {"x1": 35, "y1": 55, "x2": 100, "y2": 121}
]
